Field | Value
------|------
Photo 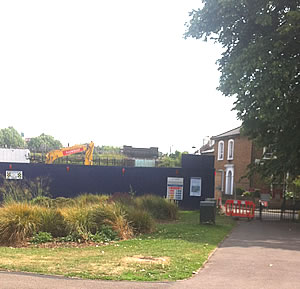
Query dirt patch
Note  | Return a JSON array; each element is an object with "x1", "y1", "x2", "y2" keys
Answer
[{"x1": 122, "y1": 255, "x2": 170, "y2": 265}]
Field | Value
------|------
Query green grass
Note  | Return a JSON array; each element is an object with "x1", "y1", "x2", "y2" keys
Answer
[{"x1": 0, "y1": 211, "x2": 235, "y2": 281}]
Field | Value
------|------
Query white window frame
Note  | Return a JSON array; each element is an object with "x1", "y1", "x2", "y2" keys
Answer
[
  {"x1": 225, "y1": 165, "x2": 234, "y2": 195},
  {"x1": 217, "y1": 140, "x2": 224, "y2": 160},
  {"x1": 227, "y1": 139, "x2": 234, "y2": 160}
]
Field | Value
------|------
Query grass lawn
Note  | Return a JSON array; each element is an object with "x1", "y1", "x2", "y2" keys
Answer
[{"x1": 0, "y1": 211, "x2": 235, "y2": 281}]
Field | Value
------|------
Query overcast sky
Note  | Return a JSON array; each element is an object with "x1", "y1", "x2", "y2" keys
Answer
[{"x1": 0, "y1": 0, "x2": 240, "y2": 153}]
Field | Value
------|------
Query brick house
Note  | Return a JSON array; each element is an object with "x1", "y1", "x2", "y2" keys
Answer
[{"x1": 211, "y1": 127, "x2": 273, "y2": 200}]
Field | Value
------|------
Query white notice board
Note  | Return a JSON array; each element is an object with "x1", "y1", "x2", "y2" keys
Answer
[
  {"x1": 6, "y1": 171, "x2": 23, "y2": 180},
  {"x1": 190, "y1": 177, "x2": 201, "y2": 197},
  {"x1": 167, "y1": 177, "x2": 184, "y2": 200}
]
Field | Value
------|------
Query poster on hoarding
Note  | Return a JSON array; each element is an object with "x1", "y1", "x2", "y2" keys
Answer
[
  {"x1": 6, "y1": 171, "x2": 23, "y2": 180},
  {"x1": 167, "y1": 177, "x2": 184, "y2": 200},
  {"x1": 190, "y1": 177, "x2": 201, "y2": 196}
]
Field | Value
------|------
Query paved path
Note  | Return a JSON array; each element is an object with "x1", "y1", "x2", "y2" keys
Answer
[{"x1": 1, "y1": 220, "x2": 300, "y2": 289}]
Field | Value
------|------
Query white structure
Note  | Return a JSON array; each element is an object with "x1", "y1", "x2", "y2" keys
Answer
[{"x1": 0, "y1": 148, "x2": 30, "y2": 163}]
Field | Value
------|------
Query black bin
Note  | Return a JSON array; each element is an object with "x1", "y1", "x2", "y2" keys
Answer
[{"x1": 200, "y1": 201, "x2": 216, "y2": 224}]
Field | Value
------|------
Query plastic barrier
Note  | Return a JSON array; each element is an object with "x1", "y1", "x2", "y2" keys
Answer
[{"x1": 225, "y1": 199, "x2": 255, "y2": 219}]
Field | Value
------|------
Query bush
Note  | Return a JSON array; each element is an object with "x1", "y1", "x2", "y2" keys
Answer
[
  {"x1": 108, "y1": 192, "x2": 135, "y2": 206},
  {"x1": 59, "y1": 206, "x2": 94, "y2": 240},
  {"x1": 134, "y1": 195, "x2": 178, "y2": 220},
  {"x1": 53, "y1": 197, "x2": 76, "y2": 208},
  {"x1": 74, "y1": 193, "x2": 109, "y2": 207},
  {"x1": 37, "y1": 208, "x2": 68, "y2": 237},
  {"x1": 90, "y1": 225, "x2": 119, "y2": 242},
  {"x1": 31, "y1": 196, "x2": 53, "y2": 208},
  {"x1": 90, "y1": 203, "x2": 133, "y2": 240},
  {"x1": 125, "y1": 207, "x2": 155, "y2": 234},
  {"x1": 0, "y1": 202, "x2": 41, "y2": 245},
  {"x1": 30, "y1": 232, "x2": 53, "y2": 244}
]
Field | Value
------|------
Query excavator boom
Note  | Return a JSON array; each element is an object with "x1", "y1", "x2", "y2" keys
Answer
[{"x1": 45, "y1": 141, "x2": 94, "y2": 165}]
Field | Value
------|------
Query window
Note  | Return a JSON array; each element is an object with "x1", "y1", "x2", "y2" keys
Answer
[
  {"x1": 218, "y1": 140, "x2": 224, "y2": 160},
  {"x1": 227, "y1": 139, "x2": 234, "y2": 160},
  {"x1": 225, "y1": 166, "x2": 234, "y2": 195}
]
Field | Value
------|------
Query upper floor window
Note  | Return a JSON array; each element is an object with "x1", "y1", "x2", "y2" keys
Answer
[
  {"x1": 218, "y1": 140, "x2": 224, "y2": 160},
  {"x1": 227, "y1": 139, "x2": 234, "y2": 160}
]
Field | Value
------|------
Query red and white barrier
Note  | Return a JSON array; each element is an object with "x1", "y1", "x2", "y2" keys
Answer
[{"x1": 225, "y1": 199, "x2": 255, "y2": 219}]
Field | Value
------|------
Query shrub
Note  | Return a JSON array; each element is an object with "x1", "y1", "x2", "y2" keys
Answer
[
  {"x1": 108, "y1": 192, "x2": 134, "y2": 206},
  {"x1": 0, "y1": 202, "x2": 41, "y2": 245},
  {"x1": 125, "y1": 207, "x2": 156, "y2": 234},
  {"x1": 74, "y1": 193, "x2": 109, "y2": 207},
  {"x1": 59, "y1": 206, "x2": 94, "y2": 240},
  {"x1": 90, "y1": 203, "x2": 133, "y2": 240},
  {"x1": 90, "y1": 225, "x2": 119, "y2": 242},
  {"x1": 36, "y1": 208, "x2": 68, "y2": 237},
  {"x1": 134, "y1": 195, "x2": 178, "y2": 220},
  {"x1": 53, "y1": 197, "x2": 76, "y2": 208},
  {"x1": 31, "y1": 196, "x2": 53, "y2": 208},
  {"x1": 30, "y1": 232, "x2": 53, "y2": 244}
]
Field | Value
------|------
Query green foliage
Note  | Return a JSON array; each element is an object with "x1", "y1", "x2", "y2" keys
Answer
[
  {"x1": 134, "y1": 195, "x2": 178, "y2": 220},
  {"x1": 158, "y1": 151, "x2": 188, "y2": 167},
  {"x1": 60, "y1": 206, "x2": 94, "y2": 240},
  {"x1": 0, "y1": 202, "x2": 40, "y2": 245},
  {"x1": 52, "y1": 197, "x2": 76, "y2": 208},
  {"x1": 0, "y1": 176, "x2": 51, "y2": 204},
  {"x1": 27, "y1": 133, "x2": 62, "y2": 153},
  {"x1": 89, "y1": 225, "x2": 119, "y2": 242},
  {"x1": 95, "y1": 145, "x2": 121, "y2": 155},
  {"x1": 31, "y1": 196, "x2": 53, "y2": 208},
  {"x1": 37, "y1": 208, "x2": 68, "y2": 237},
  {"x1": 90, "y1": 203, "x2": 133, "y2": 240},
  {"x1": 125, "y1": 207, "x2": 156, "y2": 234},
  {"x1": 74, "y1": 193, "x2": 109, "y2": 207},
  {"x1": 0, "y1": 126, "x2": 25, "y2": 148},
  {"x1": 30, "y1": 232, "x2": 53, "y2": 244},
  {"x1": 185, "y1": 0, "x2": 300, "y2": 179}
]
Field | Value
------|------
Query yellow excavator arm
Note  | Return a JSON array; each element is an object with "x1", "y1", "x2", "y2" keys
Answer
[{"x1": 45, "y1": 141, "x2": 94, "y2": 165}]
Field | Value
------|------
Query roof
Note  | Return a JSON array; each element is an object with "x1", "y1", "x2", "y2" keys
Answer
[{"x1": 211, "y1": 126, "x2": 241, "y2": 140}]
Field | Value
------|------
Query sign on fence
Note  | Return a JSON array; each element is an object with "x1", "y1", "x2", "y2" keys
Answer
[
  {"x1": 190, "y1": 177, "x2": 201, "y2": 196},
  {"x1": 167, "y1": 177, "x2": 184, "y2": 200},
  {"x1": 6, "y1": 170, "x2": 23, "y2": 180}
]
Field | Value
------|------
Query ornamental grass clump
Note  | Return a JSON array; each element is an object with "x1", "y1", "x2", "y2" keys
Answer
[
  {"x1": 59, "y1": 206, "x2": 94, "y2": 241},
  {"x1": 90, "y1": 203, "x2": 133, "y2": 240},
  {"x1": 134, "y1": 195, "x2": 178, "y2": 220},
  {"x1": 0, "y1": 202, "x2": 41, "y2": 245},
  {"x1": 36, "y1": 207, "x2": 68, "y2": 237},
  {"x1": 74, "y1": 193, "x2": 109, "y2": 207},
  {"x1": 124, "y1": 207, "x2": 156, "y2": 234}
]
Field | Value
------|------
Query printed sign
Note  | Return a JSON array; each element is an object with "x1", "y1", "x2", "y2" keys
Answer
[
  {"x1": 167, "y1": 177, "x2": 184, "y2": 200},
  {"x1": 190, "y1": 177, "x2": 201, "y2": 197},
  {"x1": 6, "y1": 171, "x2": 23, "y2": 180}
]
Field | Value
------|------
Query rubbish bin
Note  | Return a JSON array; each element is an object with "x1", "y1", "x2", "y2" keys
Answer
[{"x1": 200, "y1": 201, "x2": 216, "y2": 224}]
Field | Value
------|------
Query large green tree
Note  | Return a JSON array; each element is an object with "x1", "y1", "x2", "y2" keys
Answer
[
  {"x1": 0, "y1": 127, "x2": 25, "y2": 148},
  {"x1": 185, "y1": 0, "x2": 300, "y2": 179},
  {"x1": 27, "y1": 134, "x2": 62, "y2": 152}
]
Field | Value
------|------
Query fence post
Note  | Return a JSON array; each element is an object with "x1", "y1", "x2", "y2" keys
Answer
[{"x1": 259, "y1": 202, "x2": 262, "y2": 221}]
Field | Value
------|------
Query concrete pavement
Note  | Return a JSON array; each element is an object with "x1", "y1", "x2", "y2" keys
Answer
[{"x1": 1, "y1": 220, "x2": 300, "y2": 289}]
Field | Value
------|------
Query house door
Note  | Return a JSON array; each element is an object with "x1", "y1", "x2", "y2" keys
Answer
[{"x1": 225, "y1": 166, "x2": 234, "y2": 195}]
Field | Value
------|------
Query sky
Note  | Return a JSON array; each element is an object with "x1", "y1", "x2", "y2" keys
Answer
[{"x1": 0, "y1": 0, "x2": 240, "y2": 154}]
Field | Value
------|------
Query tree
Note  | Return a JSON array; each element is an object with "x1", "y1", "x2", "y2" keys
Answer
[
  {"x1": 158, "y1": 151, "x2": 188, "y2": 167},
  {"x1": 0, "y1": 127, "x2": 25, "y2": 148},
  {"x1": 27, "y1": 134, "x2": 62, "y2": 152},
  {"x1": 185, "y1": 0, "x2": 300, "y2": 179}
]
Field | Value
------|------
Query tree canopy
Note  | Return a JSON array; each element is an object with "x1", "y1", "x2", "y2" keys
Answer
[
  {"x1": 185, "y1": 0, "x2": 300, "y2": 179},
  {"x1": 27, "y1": 134, "x2": 62, "y2": 152},
  {"x1": 0, "y1": 127, "x2": 25, "y2": 148}
]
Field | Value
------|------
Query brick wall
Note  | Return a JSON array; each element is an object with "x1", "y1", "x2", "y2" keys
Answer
[{"x1": 214, "y1": 135, "x2": 253, "y2": 196}]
